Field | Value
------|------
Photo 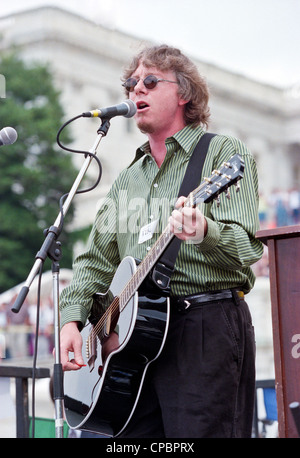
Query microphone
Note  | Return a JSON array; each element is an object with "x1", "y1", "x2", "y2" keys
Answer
[
  {"x1": 82, "y1": 100, "x2": 137, "y2": 119},
  {"x1": 0, "y1": 127, "x2": 18, "y2": 146}
]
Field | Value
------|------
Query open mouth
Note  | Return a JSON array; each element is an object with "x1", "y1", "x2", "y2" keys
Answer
[{"x1": 137, "y1": 101, "x2": 149, "y2": 111}]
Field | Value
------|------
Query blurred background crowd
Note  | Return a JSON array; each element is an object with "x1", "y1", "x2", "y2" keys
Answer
[{"x1": 259, "y1": 188, "x2": 300, "y2": 229}]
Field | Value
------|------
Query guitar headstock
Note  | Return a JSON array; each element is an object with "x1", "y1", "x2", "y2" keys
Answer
[{"x1": 193, "y1": 154, "x2": 244, "y2": 206}]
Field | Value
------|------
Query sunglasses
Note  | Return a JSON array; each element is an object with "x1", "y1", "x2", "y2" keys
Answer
[{"x1": 122, "y1": 75, "x2": 178, "y2": 92}]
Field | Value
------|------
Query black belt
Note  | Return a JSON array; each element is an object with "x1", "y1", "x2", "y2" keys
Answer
[{"x1": 171, "y1": 289, "x2": 244, "y2": 313}]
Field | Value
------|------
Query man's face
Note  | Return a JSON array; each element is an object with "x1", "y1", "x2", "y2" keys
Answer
[{"x1": 128, "y1": 62, "x2": 187, "y2": 136}]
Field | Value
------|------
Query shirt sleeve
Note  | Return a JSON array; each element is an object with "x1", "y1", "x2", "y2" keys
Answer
[
  {"x1": 59, "y1": 188, "x2": 120, "y2": 329},
  {"x1": 196, "y1": 135, "x2": 263, "y2": 270}
]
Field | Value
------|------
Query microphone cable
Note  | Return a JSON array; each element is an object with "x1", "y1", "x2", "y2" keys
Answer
[{"x1": 56, "y1": 114, "x2": 103, "y2": 234}]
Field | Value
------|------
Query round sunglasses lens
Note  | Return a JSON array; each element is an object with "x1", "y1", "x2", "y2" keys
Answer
[
  {"x1": 144, "y1": 75, "x2": 158, "y2": 89},
  {"x1": 125, "y1": 78, "x2": 137, "y2": 92}
]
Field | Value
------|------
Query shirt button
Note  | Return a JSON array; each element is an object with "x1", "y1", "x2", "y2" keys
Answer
[
  {"x1": 153, "y1": 183, "x2": 158, "y2": 188},
  {"x1": 146, "y1": 246, "x2": 151, "y2": 251}
]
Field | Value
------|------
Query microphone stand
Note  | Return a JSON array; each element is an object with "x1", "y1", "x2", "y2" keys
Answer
[{"x1": 11, "y1": 118, "x2": 111, "y2": 438}]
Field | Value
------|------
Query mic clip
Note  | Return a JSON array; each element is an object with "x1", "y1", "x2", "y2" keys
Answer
[{"x1": 97, "y1": 118, "x2": 111, "y2": 136}]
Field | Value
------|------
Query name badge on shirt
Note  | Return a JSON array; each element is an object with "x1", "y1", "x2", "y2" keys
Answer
[{"x1": 138, "y1": 219, "x2": 159, "y2": 244}]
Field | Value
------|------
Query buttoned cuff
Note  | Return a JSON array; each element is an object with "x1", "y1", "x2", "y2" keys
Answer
[
  {"x1": 60, "y1": 303, "x2": 90, "y2": 330},
  {"x1": 195, "y1": 217, "x2": 220, "y2": 252}
]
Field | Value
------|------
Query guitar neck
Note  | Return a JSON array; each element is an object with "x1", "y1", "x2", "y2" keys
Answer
[{"x1": 119, "y1": 226, "x2": 174, "y2": 310}]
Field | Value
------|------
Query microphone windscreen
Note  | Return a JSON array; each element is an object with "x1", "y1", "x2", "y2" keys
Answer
[
  {"x1": 0, "y1": 127, "x2": 18, "y2": 145},
  {"x1": 124, "y1": 100, "x2": 137, "y2": 118}
]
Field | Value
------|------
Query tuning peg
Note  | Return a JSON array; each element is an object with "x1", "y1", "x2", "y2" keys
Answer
[
  {"x1": 225, "y1": 188, "x2": 231, "y2": 199},
  {"x1": 235, "y1": 182, "x2": 240, "y2": 192},
  {"x1": 212, "y1": 169, "x2": 222, "y2": 176},
  {"x1": 215, "y1": 195, "x2": 221, "y2": 207}
]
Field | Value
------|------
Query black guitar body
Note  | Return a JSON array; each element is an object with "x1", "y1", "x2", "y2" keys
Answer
[{"x1": 64, "y1": 257, "x2": 170, "y2": 437}]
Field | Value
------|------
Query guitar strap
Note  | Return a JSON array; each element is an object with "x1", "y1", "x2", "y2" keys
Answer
[{"x1": 149, "y1": 132, "x2": 216, "y2": 293}]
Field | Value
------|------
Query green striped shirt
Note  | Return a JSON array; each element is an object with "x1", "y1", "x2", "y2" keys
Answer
[{"x1": 60, "y1": 125, "x2": 263, "y2": 328}]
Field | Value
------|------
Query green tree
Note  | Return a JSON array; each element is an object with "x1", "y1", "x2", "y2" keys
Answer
[{"x1": 0, "y1": 54, "x2": 80, "y2": 292}]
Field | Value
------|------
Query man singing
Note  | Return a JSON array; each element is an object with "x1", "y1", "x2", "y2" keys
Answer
[{"x1": 60, "y1": 44, "x2": 263, "y2": 438}]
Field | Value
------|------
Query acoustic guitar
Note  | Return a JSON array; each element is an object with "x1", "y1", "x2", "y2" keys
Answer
[{"x1": 63, "y1": 154, "x2": 244, "y2": 436}]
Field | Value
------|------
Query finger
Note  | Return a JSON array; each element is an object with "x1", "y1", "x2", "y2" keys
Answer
[
  {"x1": 60, "y1": 339, "x2": 84, "y2": 371},
  {"x1": 63, "y1": 359, "x2": 83, "y2": 371},
  {"x1": 174, "y1": 196, "x2": 186, "y2": 209},
  {"x1": 181, "y1": 207, "x2": 198, "y2": 234},
  {"x1": 171, "y1": 209, "x2": 183, "y2": 224},
  {"x1": 60, "y1": 347, "x2": 78, "y2": 371},
  {"x1": 73, "y1": 343, "x2": 85, "y2": 367},
  {"x1": 183, "y1": 208, "x2": 207, "y2": 242},
  {"x1": 61, "y1": 344, "x2": 85, "y2": 371},
  {"x1": 169, "y1": 209, "x2": 183, "y2": 234}
]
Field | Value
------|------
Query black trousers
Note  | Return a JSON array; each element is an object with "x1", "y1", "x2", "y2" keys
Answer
[{"x1": 119, "y1": 295, "x2": 256, "y2": 438}]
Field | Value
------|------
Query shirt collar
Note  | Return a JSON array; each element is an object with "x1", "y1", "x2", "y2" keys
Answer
[
  {"x1": 173, "y1": 125, "x2": 205, "y2": 155},
  {"x1": 130, "y1": 125, "x2": 205, "y2": 166}
]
